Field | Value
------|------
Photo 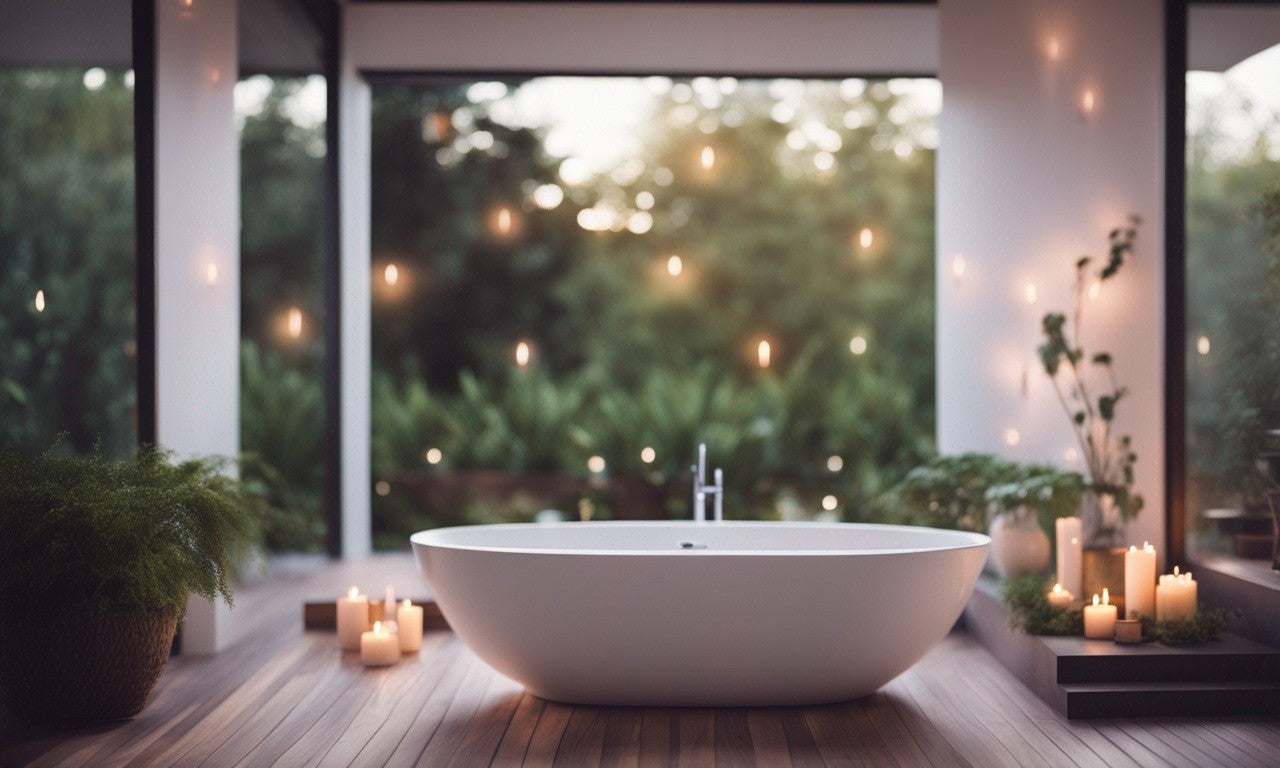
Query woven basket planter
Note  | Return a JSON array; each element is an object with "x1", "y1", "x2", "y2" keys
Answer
[{"x1": 0, "y1": 609, "x2": 177, "y2": 720}]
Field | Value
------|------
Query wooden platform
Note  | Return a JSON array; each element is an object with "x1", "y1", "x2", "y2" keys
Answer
[
  {"x1": 4, "y1": 555, "x2": 1280, "y2": 767},
  {"x1": 964, "y1": 574, "x2": 1280, "y2": 719}
]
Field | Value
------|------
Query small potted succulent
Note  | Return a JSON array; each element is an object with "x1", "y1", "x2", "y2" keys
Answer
[{"x1": 0, "y1": 444, "x2": 259, "y2": 719}]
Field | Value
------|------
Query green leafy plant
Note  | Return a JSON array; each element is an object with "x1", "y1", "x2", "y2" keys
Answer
[
  {"x1": 1037, "y1": 217, "x2": 1145, "y2": 532},
  {"x1": 1139, "y1": 608, "x2": 1233, "y2": 645},
  {"x1": 0, "y1": 443, "x2": 261, "y2": 620},
  {"x1": 1001, "y1": 574, "x2": 1084, "y2": 635}
]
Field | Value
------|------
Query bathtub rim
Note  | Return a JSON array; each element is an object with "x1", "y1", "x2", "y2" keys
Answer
[{"x1": 410, "y1": 520, "x2": 991, "y2": 557}]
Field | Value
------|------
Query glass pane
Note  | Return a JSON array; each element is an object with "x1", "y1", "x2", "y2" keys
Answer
[
  {"x1": 370, "y1": 76, "x2": 939, "y2": 550},
  {"x1": 0, "y1": 67, "x2": 136, "y2": 456},
  {"x1": 236, "y1": 74, "x2": 328, "y2": 552},
  {"x1": 1185, "y1": 44, "x2": 1280, "y2": 560}
]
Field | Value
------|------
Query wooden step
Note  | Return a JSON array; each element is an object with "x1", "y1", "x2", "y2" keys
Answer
[
  {"x1": 1043, "y1": 632, "x2": 1280, "y2": 684},
  {"x1": 1060, "y1": 680, "x2": 1280, "y2": 719}
]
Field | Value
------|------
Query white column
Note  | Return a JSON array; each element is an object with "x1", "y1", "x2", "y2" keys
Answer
[
  {"x1": 936, "y1": 0, "x2": 1165, "y2": 553},
  {"x1": 338, "y1": 18, "x2": 373, "y2": 558},
  {"x1": 155, "y1": 0, "x2": 239, "y2": 653}
]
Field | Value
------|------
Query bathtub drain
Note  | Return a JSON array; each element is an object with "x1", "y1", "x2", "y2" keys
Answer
[{"x1": 678, "y1": 541, "x2": 707, "y2": 549}]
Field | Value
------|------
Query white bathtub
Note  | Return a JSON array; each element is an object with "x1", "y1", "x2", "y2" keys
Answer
[{"x1": 410, "y1": 521, "x2": 989, "y2": 706}]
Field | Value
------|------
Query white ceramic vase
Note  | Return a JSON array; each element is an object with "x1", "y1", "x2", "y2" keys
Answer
[{"x1": 987, "y1": 508, "x2": 1050, "y2": 578}]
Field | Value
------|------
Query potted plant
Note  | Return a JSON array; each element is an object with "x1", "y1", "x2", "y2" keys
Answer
[
  {"x1": 0, "y1": 444, "x2": 259, "y2": 719},
  {"x1": 1037, "y1": 216, "x2": 1145, "y2": 547},
  {"x1": 985, "y1": 467, "x2": 1085, "y2": 578}
]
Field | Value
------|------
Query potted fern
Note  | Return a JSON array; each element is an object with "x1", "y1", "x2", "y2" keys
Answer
[
  {"x1": 1037, "y1": 217, "x2": 1145, "y2": 546},
  {"x1": 0, "y1": 444, "x2": 259, "y2": 719}
]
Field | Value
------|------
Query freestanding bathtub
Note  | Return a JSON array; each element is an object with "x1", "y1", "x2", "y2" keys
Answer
[{"x1": 411, "y1": 521, "x2": 988, "y2": 706}]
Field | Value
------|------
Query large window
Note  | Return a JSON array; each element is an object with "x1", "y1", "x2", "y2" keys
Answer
[
  {"x1": 1185, "y1": 42, "x2": 1280, "y2": 560},
  {"x1": 368, "y1": 76, "x2": 939, "y2": 549},
  {"x1": 0, "y1": 67, "x2": 136, "y2": 457}
]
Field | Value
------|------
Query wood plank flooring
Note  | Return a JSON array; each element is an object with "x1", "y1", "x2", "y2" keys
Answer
[{"x1": 3, "y1": 555, "x2": 1280, "y2": 767}]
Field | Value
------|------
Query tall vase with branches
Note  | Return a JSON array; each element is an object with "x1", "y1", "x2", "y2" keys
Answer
[{"x1": 1037, "y1": 216, "x2": 1145, "y2": 545}]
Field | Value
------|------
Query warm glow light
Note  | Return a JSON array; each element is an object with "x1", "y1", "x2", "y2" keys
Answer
[
  {"x1": 1080, "y1": 88, "x2": 1097, "y2": 115},
  {"x1": 588, "y1": 455, "x2": 606, "y2": 473},
  {"x1": 496, "y1": 207, "x2": 513, "y2": 235},
  {"x1": 699, "y1": 145, "x2": 715, "y2": 170},
  {"x1": 858, "y1": 227, "x2": 874, "y2": 250},
  {"x1": 1092, "y1": 593, "x2": 1100, "y2": 607},
  {"x1": 373, "y1": 620, "x2": 385, "y2": 635},
  {"x1": 1024, "y1": 283, "x2": 1037, "y2": 304},
  {"x1": 348, "y1": 586, "x2": 359, "y2": 599},
  {"x1": 1088, "y1": 280, "x2": 1101, "y2": 300},
  {"x1": 205, "y1": 263, "x2": 218, "y2": 286},
  {"x1": 1052, "y1": 583, "x2": 1064, "y2": 595},
  {"x1": 1004, "y1": 428, "x2": 1021, "y2": 446},
  {"x1": 1197, "y1": 335, "x2": 1211, "y2": 355},
  {"x1": 375, "y1": 481, "x2": 390, "y2": 496},
  {"x1": 1102, "y1": 588, "x2": 1110, "y2": 605},
  {"x1": 1064, "y1": 447, "x2": 1079, "y2": 463},
  {"x1": 1046, "y1": 35, "x2": 1061, "y2": 61},
  {"x1": 827, "y1": 455, "x2": 843, "y2": 472},
  {"x1": 822, "y1": 495, "x2": 839, "y2": 511},
  {"x1": 34, "y1": 290, "x2": 45, "y2": 312},
  {"x1": 951, "y1": 255, "x2": 966, "y2": 280},
  {"x1": 287, "y1": 306, "x2": 303, "y2": 339},
  {"x1": 757, "y1": 340, "x2": 772, "y2": 368},
  {"x1": 515, "y1": 340, "x2": 531, "y2": 367},
  {"x1": 384, "y1": 263, "x2": 400, "y2": 287},
  {"x1": 849, "y1": 336, "x2": 867, "y2": 356},
  {"x1": 425, "y1": 447, "x2": 442, "y2": 465},
  {"x1": 640, "y1": 446, "x2": 656, "y2": 464},
  {"x1": 667, "y1": 254, "x2": 683, "y2": 277}
]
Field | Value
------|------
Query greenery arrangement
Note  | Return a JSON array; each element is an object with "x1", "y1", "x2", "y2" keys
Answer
[
  {"x1": 1037, "y1": 217, "x2": 1145, "y2": 541},
  {"x1": 1139, "y1": 609, "x2": 1232, "y2": 645},
  {"x1": 1000, "y1": 575, "x2": 1084, "y2": 636},
  {"x1": 0, "y1": 443, "x2": 261, "y2": 620},
  {"x1": 874, "y1": 453, "x2": 1083, "y2": 533}
]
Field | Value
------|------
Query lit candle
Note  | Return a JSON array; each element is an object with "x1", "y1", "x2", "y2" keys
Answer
[
  {"x1": 397, "y1": 599, "x2": 424, "y2": 653},
  {"x1": 1055, "y1": 517, "x2": 1082, "y2": 597},
  {"x1": 336, "y1": 586, "x2": 369, "y2": 651},
  {"x1": 1083, "y1": 589, "x2": 1117, "y2": 639},
  {"x1": 1156, "y1": 567, "x2": 1198, "y2": 622},
  {"x1": 383, "y1": 585, "x2": 397, "y2": 626},
  {"x1": 1124, "y1": 542, "x2": 1157, "y2": 620},
  {"x1": 1047, "y1": 582, "x2": 1073, "y2": 610},
  {"x1": 360, "y1": 621, "x2": 400, "y2": 666}
]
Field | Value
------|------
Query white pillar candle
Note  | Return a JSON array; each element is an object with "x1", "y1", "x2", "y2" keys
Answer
[
  {"x1": 360, "y1": 621, "x2": 401, "y2": 666},
  {"x1": 1083, "y1": 588, "x2": 1117, "y2": 639},
  {"x1": 337, "y1": 586, "x2": 369, "y2": 651},
  {"x1": 1055, "y1": 517, "x2": 1083, "y2": 597},
  {"x1": 397, "y1": 598, "x2": 424, "y2": 653},
  {"x1": 1124, "y1": 542, "x2": 1157, "y2": 620},
  {"x1": 1156, "y1": 567, "x2": 1198, "y2": 622},
  {"x1": 1047, "y1": 582, "x2": 1073, "y2": 610}
]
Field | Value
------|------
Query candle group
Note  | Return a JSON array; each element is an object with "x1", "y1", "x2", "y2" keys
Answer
[
  {"x1": 1055, "y1": 517, "x2": 1082, "y2": 597},
  {"x1": 336, "y1": 585, "x2": 427, "y2": 666},
  {"x1": 1156, "y1": 567, "x2": 1198, "y2": 622},
  {"x1": 1124, "y1": 542, "x2": 1157, "y2": 620},
  {"x1": 1083, "y1": 588, "x2": 1117, "y2": 639}
]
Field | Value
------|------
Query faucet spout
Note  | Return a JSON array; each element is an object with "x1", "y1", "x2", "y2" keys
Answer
[{"x1": 690, "y1": 443, "x2": 724, "y2": 522}]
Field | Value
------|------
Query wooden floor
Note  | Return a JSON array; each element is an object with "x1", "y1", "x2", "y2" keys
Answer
[{"x1": 4, "y1": 556, "x2": 1280, "y2": 768}]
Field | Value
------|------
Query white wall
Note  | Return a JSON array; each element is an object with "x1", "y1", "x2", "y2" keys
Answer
[
  {"x1": 155, "y1": 0, "x2": 240, "y2": 653},
  {"x1": 937, "y1": 0, "x2": 1165, "y2": 555},
  {"x1": 339, "y1": 1, "x2": 938, "y2": 557}
]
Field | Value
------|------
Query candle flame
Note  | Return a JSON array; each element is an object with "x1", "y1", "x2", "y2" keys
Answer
[
  {"x1": 402, "y1": 598, "x2": 411, "y2": 608},
  {"x1": 1102, "y1": 588, "x2": 1110, "y2": 605},
  {"x1": 1052, "y1": 583, "x2": 1063, "y2": 594},
  {"x1": 1092, "y1": 594, "x2": 1099, "y2": 606},
  {"x1": 373, "y1": 621, "x2": 383, "y2": 634},
  {"x1": 1173, "y1": 566, "x2": 1179, "y2": 576},
  {"x1": 1129, "y1": 545, "x2": 1136, "y2": 552},
  {"x1": 348, "y1": 586, "x2": 359, "y2": 599}
]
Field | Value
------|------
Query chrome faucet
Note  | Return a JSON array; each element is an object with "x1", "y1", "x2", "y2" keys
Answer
[{"x1": 690, "y1": 443, "x2": 724, "y2": 522}]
